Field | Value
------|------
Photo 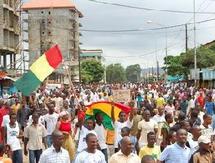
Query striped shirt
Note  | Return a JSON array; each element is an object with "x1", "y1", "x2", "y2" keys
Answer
[{"x1": 39, "y1": 146, "x2": 70, "y2": 163}]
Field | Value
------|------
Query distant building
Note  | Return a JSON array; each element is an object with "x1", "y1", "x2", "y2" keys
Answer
[
  {"x1": 0, "y1": 0, "x2": 20, "y2": 73},
  {"x1": 80, "y1": 49, "x2": 104, "y2": 63},
  {"x1": 21, "y1": 0, "x2": 83, "y2": 82}
]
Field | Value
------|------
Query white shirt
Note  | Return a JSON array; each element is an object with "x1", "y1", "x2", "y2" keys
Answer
[
  {"x1": 43, "y1": 113, "x2": 59, "y2": 135},
  {"x1": 188, "y1": 138, "x2": 199, "y2": 155},
  {"x1": 39, "y1": 146, "x2": 70, "y2": 163},
  {"x1": 75, "y1": 149, "x2": 106, "y2": 163},
  {"x1": 114, "y1": 120, "x2": 133, "y2": 148},
  {"x1": 77, "y1": 126, "x2": 97, "y2": 152},
  {"x1": 138, "y1": 119, "x2": 158, "y2": 147},
  {"x1": 152, "y1": 114, "x2": 165, "y2": 124},
  {"x1": 94, "y1": 124, "x2": 107, "y2": 150},
  {"x1": 1, "y1": 115, "x2": 10, "y2": 127},
  {"x1": 6, "y1": 123, "x2": 21, "y2": 151}
]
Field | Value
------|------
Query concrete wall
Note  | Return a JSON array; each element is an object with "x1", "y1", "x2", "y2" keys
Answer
[{"x1": 27, "y1": 8, "x2": 80, "y2": 66}]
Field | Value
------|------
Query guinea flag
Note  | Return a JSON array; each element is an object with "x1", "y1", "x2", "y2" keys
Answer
[
  {"x1": 85, "y1": 101, "x2": 131, "y2": 130},
  {"x1": 15, "y1": 45, "x2": 63, "y2": 96}
]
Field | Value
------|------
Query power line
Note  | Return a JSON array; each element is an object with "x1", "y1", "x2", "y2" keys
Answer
[
  {"x1": 87, "y1": 0, "x2": 215, "y2": 15},
  {"x1": 80, "y1": 17, "x2": 215, "y2": 33}
]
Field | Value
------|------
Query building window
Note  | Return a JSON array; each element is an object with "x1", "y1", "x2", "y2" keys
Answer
[
  {"x1": 48, "y1": 11, "x2": 51, "y2": 15},
  {"x1": 41, "y1": 11, "x2": 44, "y2": 14}
]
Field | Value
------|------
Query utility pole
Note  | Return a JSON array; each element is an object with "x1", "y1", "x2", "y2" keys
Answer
[
  {"x1": 185, "y1": 24, "x2": 188, "y2": 53},
  {"x1": 157, "y1": 60, "x2": 159, "y2": 81},
  {"x1": 193, "y1": 0, "x2": 197, "y2": 86}
]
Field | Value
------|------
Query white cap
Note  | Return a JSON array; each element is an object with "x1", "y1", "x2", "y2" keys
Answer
[{"x1": 198, "y1": 135, "x2": 211, "y2": 144}]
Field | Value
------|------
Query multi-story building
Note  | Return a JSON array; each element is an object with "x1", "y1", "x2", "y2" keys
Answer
[
  {"x1": 0, "y1": 0, "x2": 20, "y2": 73},
  {"x1": 21, "y1": 0, "x2": 82, "y2": 82},
  {"x1": 80, "y1": 49, "x2": 104, "y2": 63}
]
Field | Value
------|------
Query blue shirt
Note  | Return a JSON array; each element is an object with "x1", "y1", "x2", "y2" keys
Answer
[
  {"x1": 160, "y1": 143, "x2": 191, "y2": 163},
  {"x1": 205, "y1": 102, "x2": 215, "y2": 116}
]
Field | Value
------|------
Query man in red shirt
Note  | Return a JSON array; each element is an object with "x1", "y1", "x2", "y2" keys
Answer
[{"x1": 197, "y1": 92, "x2": 205, "y2": 109}]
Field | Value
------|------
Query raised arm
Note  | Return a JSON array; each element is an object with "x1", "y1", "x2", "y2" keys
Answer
[{"x1": 111, "y1": 102, "x2": 115, "y2": 123}]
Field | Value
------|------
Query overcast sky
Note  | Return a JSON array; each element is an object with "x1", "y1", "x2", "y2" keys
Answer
[{"x1": 73, "y1": 0, "x2": 215, "y2": 68}]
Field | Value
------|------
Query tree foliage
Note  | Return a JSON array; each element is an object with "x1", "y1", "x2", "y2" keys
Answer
[
  {"x1": 106, "y1": 63, "x2": 126, "y2": 83},
  {"x1": 81, "y1": 60, "x2": 104, "y2": 83},
  {"x1": 164, "y1": 44, "x2": 215, "y2": 77},
  {"x1": 125, "y1": 64, "x2": 141, "y2": 82}
]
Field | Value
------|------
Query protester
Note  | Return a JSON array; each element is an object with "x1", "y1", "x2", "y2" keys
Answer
[
  {"x1": 39, "y1": 130, "x2": 70, "y2": 163},
  {"x1": 4, "y1": 112, "x2": 23, "y2": 163},
  {"x1": 137, "y1": 109, "x2": 158, "y2": 148},
  {"x1": 109, "y1": 136, "x2": 141, "y2": 163},
  {"x1": 119, "y1": 127, "x2": 138, "y2": 153},
  {"x1": 24, "y1": 113, "x2": 47, "y2": 163},
  {"x1": 159, "y1": 129, "x2": 191, "y2": 163},
  {"x1": 0, "y1": 143, "x2": 12, "y2": 163},
  {"x1": 94, "y1": 112, "x2": 108, "y2": 162},
  {"x1": 141, "y1": 155, "x2": 155, "y2": 163},
  {"x1": 56, "y1": 111, "x2": 76, "y2": 161},
  {"x1": 189, "y1": 135, "x2": 213, "y2": 163},
  {"x1": 75, "y1": 133, "x2": 106, "y2": 163},
  {"x1": 111, "y1": 103, "x2": 134, "y2": 152},
  {"x1": 77, "y1": 117, "x2": 97, "y2": 153},
  {"x1": 43, "y1": 103, "x2": 59, "y2": 147},
  {"x1": 139, "y1": 132, "x2": 161, "y2": 161}
]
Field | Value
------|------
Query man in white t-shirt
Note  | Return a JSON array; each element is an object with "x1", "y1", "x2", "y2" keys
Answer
[
  {"x1": 111, "y1": 103, "x2": 134, "y2": 152},
  {"x1": 42, "y1": 103, "x2": 59, "y2": 147},
  {"x1": 94, "y1": 113, "x2": 108, "y2": 162},
  {"x1": 77, "y1": 118, "x2": 97, "y2": 153},
  {"x1": 75, "y1": 133, "x2": 106, "y2": 163},
  {"x1": 5, "y1": 113, "x2": 23, "y2": 163},
  {"x1": 137, "y1": 109, "x2": 158, "y2": 148},
  {"x1": 187, "y1": 125, "x2": 201, "y2": 155}
]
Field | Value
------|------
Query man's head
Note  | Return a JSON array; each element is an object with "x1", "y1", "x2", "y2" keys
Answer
[
  {"x1": 141, "y1": 155, "x2": 155, "y2": 163},
  {"x1": 157, "y1": 107, "x2": 164, "y2": 115},
  {"x1": 203, "y1": 114, "x2": 212, "y2": 125},
  {"x1": 176, "y1": 129, "x2": 188, "y2": 144},
  {"x1": 47, "y1": 103, "x2": 55, "y2": 114},
  {"x1": 52, "y1": 130, "x2": 64, "y2": 149},
  {"x1": 63, "y1": 100, "x2": 69, "y2": 109},
  {"x1": 143, "y1": 109, "x2": 151, "y2": 121},
  {"x1": 177, "y1": 112, "x2": 186, "y2": 122},
  {"x1": 147, "y1": 132, "x2": 156, "y2": 148},
  {"x1": 85, "y1": 118, "x2": 95, "y2": 130},
  {"x1": 191, "y1": 125, "x2": 201, "y2": 139},
  {"x1": 198, "y1": 135, "x2": 211, "y2": 152},
  {"x1": 180, "y1": 120, "x2": 191, "y2": 132},
  {"x1": 119, "y1": 111, "x2": 127, "y2": 122},
  {"x1": 32, "y1": 113, "x2": 39, "y2": 124},
  {"x1": 95, "y1": 113, "x2": 103, "y2": 124},
  {"x1": 120, "y1": 136, "x2": 133, "y2": 156},
  {"x1": 86, "y1": 133, "x2": 98, "y2": 152},
  {"x1": 165, "y1": 113, "x2": 173, "y2": 124},
  {"x1": 9, "y1": 112, "x2": 17, "y2": 124},
  {"x1": 121, "y1": 127, "x2": 130, "y2": 137}
]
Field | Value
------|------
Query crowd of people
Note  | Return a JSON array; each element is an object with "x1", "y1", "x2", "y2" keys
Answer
[{"x1": 0, "y1": 82, "x2": 214, "y2": 163}]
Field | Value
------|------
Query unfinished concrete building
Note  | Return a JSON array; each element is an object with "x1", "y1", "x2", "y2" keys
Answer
[
  {"x1": 22, "y1": 0, "x2": 83, "y2": 82},
  {"x1": 0, "y1": 0, "x2": 20, "y2": 73}
]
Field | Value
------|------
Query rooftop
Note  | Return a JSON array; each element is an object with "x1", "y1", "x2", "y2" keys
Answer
[{"x1": 22, "y1": 0, "x2": 75, "y2": 10}]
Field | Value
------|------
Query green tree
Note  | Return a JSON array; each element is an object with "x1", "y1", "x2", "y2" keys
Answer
[
  {"x1": 81, "y1": 60, "x2": 104, "y2": 83},
  {"x1": 106, "y1": 63, "x2": 126, "y2": 83},
  {"x1": 125, "y1": 64, "x2": 141, "y2": 82},
  {"x1": 164, "y1": 45, "x2": 215, "y2": 77}
]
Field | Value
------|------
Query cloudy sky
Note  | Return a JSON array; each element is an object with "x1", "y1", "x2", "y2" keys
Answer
[{"x1": 73, "y1": 0, "x2": 215, "y2": 68}]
